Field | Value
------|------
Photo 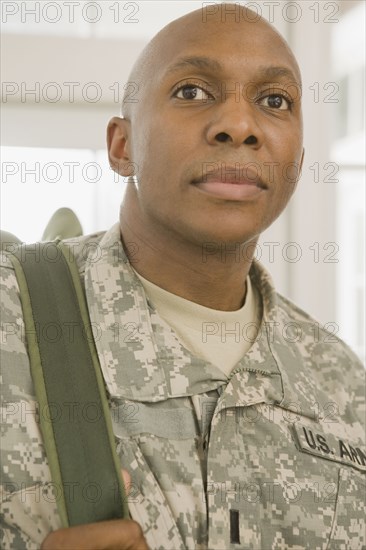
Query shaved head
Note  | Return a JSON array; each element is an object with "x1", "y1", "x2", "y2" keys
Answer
[{"x1": 122, "y1": 3, "x2": 301, "y2": 118}]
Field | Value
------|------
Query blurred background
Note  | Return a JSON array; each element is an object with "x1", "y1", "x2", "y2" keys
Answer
[{"x1": 1, "y1": 0, "x2": 365, "y2": 360}]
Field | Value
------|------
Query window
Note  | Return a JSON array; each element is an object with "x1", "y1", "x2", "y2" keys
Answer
[
  {"x1": 1, "y1": 146, "x2": 126, "y2": 242},
  {"x1": 331, "y1": 0, "x2": 365, "y2": 360}
]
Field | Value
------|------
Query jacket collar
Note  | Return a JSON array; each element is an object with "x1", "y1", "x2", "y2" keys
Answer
[
  {"x1": 223, "y1": 260, "x2": 332, "y2": 419},
  {"x1": 83, "y1": 223, "x2": 330, "y2": 418}
]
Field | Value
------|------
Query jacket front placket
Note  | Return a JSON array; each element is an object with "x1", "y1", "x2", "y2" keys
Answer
[{"x1": 205, "y1": 318, "x2": 285, "y2": 550}]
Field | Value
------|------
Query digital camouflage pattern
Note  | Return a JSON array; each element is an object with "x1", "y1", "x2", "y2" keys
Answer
[{"x1": 1, "y1": 223, "x2": 365, "y2": 549}]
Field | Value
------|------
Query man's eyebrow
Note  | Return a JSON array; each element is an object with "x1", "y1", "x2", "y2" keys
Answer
[
  {"x1": 164, "y1": 56, "x2": 301, "y2": 87},
  {"x1": 164, "y1": 56, "x2": 223, "y2": 76},
  {"x1": 256, "y1": 65, "x2": 301, "y2": 86},
  {"x1": 254, "y1": 65, "x2": 302, "y2": 90}
]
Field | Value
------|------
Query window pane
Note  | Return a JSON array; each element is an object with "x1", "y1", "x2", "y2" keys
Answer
[
  {"x1": 331, "y1": 0, "x2": 365, "y2": 361},
  {"x1": 1, "y1": 147, "x2": 98, "y2": 242}
]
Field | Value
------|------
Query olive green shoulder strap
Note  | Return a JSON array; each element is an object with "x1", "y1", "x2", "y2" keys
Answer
[{"x1": 8, "y1": 241, "x2": 128, "y2": 527}]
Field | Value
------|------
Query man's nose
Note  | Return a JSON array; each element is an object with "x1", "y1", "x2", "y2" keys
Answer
[{"x1": 206, "y1": 98, "x2": 263, "y2": 148}]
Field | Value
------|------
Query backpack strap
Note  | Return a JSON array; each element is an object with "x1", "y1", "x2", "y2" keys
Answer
[{"x1": 8, "y1": 241, "x2": 129, "y2": 527}]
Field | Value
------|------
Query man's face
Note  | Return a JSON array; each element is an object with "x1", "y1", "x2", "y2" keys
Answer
[{"x1": 119, "y1": 10, "x2": 303, "y2": 247}]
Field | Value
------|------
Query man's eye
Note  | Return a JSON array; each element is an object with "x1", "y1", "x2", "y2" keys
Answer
[
  {"x1": 174, "y1": 85, "x2": 211, "y2": 101},
  {"x1": 259, "y1": 94, "x2": 292, "y2": 110}
]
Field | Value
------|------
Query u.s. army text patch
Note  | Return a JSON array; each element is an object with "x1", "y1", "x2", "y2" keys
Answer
[{"x1": 292, "y1": 423, "x2": 366, "y2": 473}]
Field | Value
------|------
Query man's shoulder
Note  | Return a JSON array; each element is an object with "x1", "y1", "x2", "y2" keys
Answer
[
  {"x1": 0, "y1": 230, "x2": 108, "y2": 346},
  {"x1": 275, "y1": 290, "x2": 365, "y2": 425},
  {"x1": 251, "y1": 260, "x2": 364, "y2": 413},
  {"x1": 61, "y1": 230, "x2": 107, "y2": 273},
  {"x1": 277, "y1": 290, "x2": 363, "y2": 367},
  {"x1": 0, "y1": 229, "x2": 107, "y2": 275}
]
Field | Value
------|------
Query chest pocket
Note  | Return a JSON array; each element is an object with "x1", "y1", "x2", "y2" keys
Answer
[
  {"x1": 214, "y1": 408, "x2": 366, "y2": 550},
  {"x1": 328, "y1": 467, "x2": 366, "y2": 549}
]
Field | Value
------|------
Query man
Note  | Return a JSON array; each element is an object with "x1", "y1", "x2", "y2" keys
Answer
[{"x1": 1, "y1": 4, "x2": 365, "y2": 549}]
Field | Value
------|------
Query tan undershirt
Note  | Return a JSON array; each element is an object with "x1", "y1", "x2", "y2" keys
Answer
[{"x1": 133, "y1": 269, "x2": 260, "y2": 376}]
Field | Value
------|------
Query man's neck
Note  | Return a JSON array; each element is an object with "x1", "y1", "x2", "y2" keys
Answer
[{"x1": 119, "y1": 214, "x2": 257, "y2": 312}]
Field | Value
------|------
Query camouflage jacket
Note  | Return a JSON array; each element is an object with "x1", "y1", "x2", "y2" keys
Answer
[{"x1": 1, "y1": 223, "x2": 365, "y2": 550}]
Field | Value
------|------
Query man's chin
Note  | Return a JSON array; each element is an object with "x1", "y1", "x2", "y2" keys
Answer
[
  {"x1": 191, "y1": 214, "x2": 262, "y2": 243},
  {"x1": 183, "y1": 223, "x2": 261, "y2": 254}
]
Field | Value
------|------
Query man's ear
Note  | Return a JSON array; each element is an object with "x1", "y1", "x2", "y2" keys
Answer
[{"x1": 107, "y1": 117, "x2": 134, "y2": 177}]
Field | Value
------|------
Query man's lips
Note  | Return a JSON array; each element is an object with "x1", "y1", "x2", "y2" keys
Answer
[{"x1": 191, "y1": 166, "x2": 268, "y2": 200}]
